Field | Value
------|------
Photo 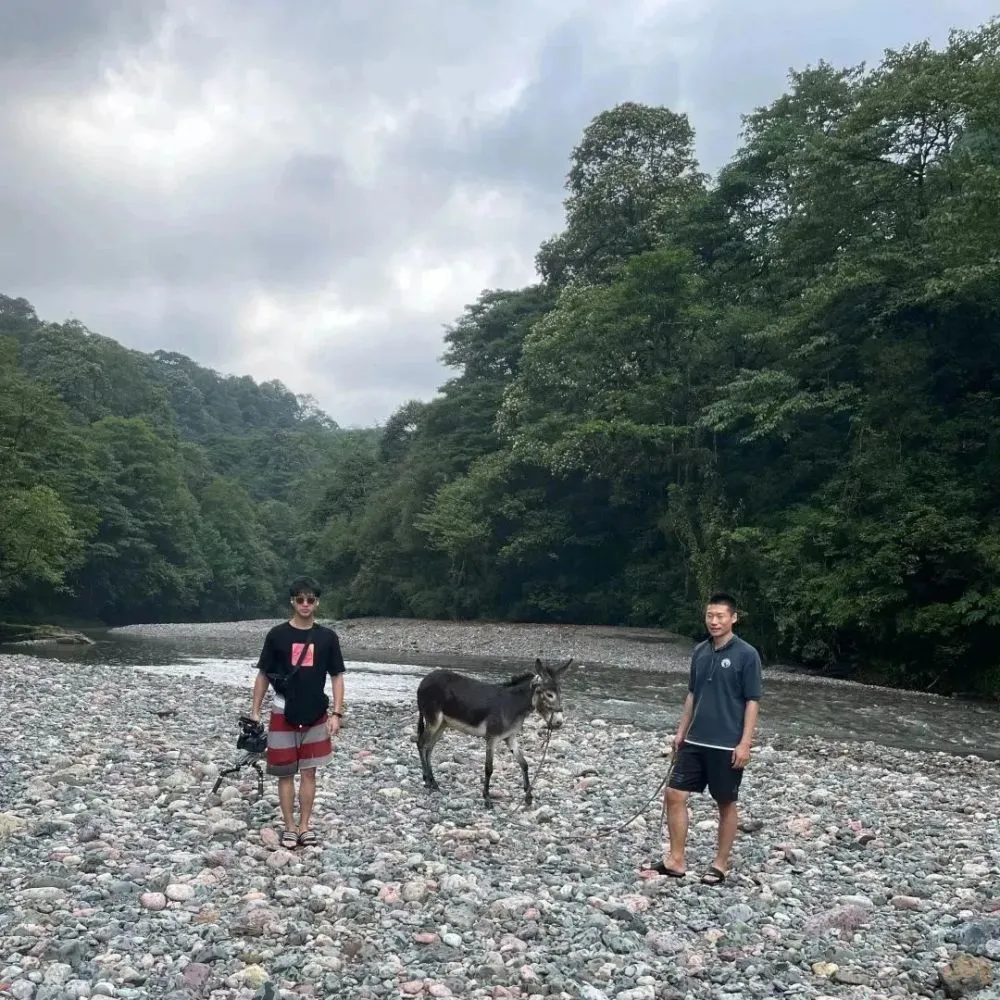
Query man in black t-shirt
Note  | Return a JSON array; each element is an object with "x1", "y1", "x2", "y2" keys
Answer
[{"x1": 250, "y1": 576, "x2": 346, "y2": 849}]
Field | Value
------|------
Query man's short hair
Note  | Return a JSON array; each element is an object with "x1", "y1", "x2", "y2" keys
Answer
[
  {"x1": 289, "y1": 575, "x2": 322, "y2": 599},
  {"x1": 706, "y1": 591, "x2": 738, "y2": 613}
]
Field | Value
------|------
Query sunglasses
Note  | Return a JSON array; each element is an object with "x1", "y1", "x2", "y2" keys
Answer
[{"x1": 293, "y1": 595, "x2": 317, "y2": 606}]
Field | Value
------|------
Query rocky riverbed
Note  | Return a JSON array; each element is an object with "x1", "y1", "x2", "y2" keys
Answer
[
  {"x1": 112, "y1": 617, "x2": 697, "y2": 675},
  {"x1": 111, "y1": 616, "x2": 896, "y2": 692},
  {"x1": 2, "y1": 655, "x2": 999, "y2": 1000}
]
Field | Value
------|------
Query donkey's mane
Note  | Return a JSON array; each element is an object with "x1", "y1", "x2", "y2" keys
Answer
[{"x1": 502, "y1": 671, "x2": 536, "y2": 688}]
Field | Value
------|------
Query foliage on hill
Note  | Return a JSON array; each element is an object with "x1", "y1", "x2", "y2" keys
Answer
[
  {"x1": 0, "y1": 294, "x2": 377, "y2": 624},
  {"x1": 302, "y1": 21, "x2": 1000, "y2": 694},
  {"x1": 3, "y1": 19, "x2": 999, "y2": 695}
]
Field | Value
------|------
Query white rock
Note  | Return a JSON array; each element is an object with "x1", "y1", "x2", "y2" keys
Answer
[{"x1": 42, "y1": 964, "x2": 73, "y2": 986}]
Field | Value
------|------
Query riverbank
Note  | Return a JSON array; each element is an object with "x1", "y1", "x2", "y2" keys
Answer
[
  {"x1": 110, "y1": 616, "x2": 913, "y2": 695},
  {"x1": 111, "y1": 617, "x2": 695, "y2": 673},
  {"x1": 1, "y1": 655, "x2": 998, "y2": 1000}
]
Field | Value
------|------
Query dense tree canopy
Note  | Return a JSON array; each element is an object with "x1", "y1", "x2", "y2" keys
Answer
[
  {"x1": 0, "y1": 294, "x2": 378, "y2": 625},
  {"x1": 2, "y1": 19, "x2": 998, "y2": 695}
]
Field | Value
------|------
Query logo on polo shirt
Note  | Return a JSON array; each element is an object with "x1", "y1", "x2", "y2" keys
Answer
[{"x1": 721, "y1": 658, "x2": 732, "y2": 669}]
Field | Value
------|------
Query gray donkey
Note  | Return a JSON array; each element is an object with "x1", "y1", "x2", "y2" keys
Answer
[{"x1": 416, "y1": 657, "x2": 573, "y2": 808}]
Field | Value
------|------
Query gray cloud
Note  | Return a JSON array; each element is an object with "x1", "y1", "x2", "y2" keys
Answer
[{"x1": 1, "y1": 0, "x2": 996, "y2": 426}]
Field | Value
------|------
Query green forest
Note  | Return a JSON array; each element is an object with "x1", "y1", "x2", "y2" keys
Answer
[{"x1": 3, "y1": 21, "x2": 999, "y2": 696}]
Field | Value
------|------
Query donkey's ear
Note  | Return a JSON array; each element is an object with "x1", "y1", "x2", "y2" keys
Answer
[
  {"x1": 534, "y1": 657, "x2": 544, "y2": 672},
  {"x1": 554, "y1": 657, "x2": 574, "y2": 676}
]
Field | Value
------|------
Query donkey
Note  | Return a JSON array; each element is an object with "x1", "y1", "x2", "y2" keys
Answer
[{"x1": 416, "y1": 657, "x2": 573, "y2": 808}]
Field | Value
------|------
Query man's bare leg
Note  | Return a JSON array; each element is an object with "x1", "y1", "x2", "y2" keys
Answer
[
  {"x1": 712, "y1": 800, "x2": 739, "y2": 873},
  {"x1": 664, "y1": 787, "x2": 690, "y2": 872},
  {"x1": 298, "y1": 768, "x2": 317, "y2": 833},
  {"x1": 277, "y1": 776, "x2": 296, "y2": 836}
]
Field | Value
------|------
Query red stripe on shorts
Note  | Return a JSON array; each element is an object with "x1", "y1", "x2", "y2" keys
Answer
[{"x1": 265, "y1": 710, "x2": 332, "y2": 771}]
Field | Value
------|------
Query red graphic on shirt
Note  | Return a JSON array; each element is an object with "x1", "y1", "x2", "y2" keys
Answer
[{"x1": 291, "y1": 643, "x2": 315, "y2": 667}]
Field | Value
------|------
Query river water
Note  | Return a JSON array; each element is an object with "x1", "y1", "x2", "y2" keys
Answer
[{"x1": 14, "y1": 629, "x2": 1000, "y2": 761}]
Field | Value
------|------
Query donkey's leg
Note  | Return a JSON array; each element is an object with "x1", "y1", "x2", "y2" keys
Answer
[
  {"x1": 505, "y1": 734, "x2": 532, "y2": 805},
  {"x1": 417, "y1": 714, "x2": 444, "y2": 791},
  {"x1": 483, "y1": 737, "x2": 497, "y2": 808}
]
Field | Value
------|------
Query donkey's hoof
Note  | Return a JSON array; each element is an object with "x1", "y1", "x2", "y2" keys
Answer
[
  {"x1": 483, "y1": 798, "x2": 494, "y2": 810},
  {"x1": 524, "y1": 795, "x2": 533, "y2": 807}
]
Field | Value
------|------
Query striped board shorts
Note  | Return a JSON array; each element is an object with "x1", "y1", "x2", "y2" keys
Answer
[{"x1": 265, "y1": 706, "x2": 333, "y2": 777}]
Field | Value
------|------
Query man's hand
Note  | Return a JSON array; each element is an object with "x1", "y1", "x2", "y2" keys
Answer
[
  {"x1": 731, "y1": 741, "x2": 752, "y2": 769},
  {"x1": 671, "y1": 731, "x2": 685, "y2": 754},
  {"x1": 250, "y1": 708, "x2": 261, "y2": 722},
  {"x1": 326, "y1": 714, "x2": 340, "y2": 738}
]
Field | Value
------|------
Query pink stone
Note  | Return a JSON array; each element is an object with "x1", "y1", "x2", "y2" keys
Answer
[
  {"x1": 140, "y1": 892, "x2": 167, "y2": 911},
  {"x1": 400, "y1": 982, "x2": 424, "y2": 996},
  {"x1": 378, "y1": 885, "x2": 401, "y2": 903},
  {"x1": 787, "y1": 816, "x2": 813, "y2": 837},
  {"x1": 426, "y1": 985, "x2": 452, "y2": 998},
  {"x1": 181, "y1": 963, "x2": 211, "y2": 989},
  {"x1": 413, "y1": 932, "x2": 439, "y2": 944},
  {"x1": 260, "y1": 828, "x2": 280, "y2": 849},
  {"x1": 621, "y1": 895, "x2": 650, "y2": 913},
  {"x1": 523, "y1": 907, "x2": 540, "y2": 920}
]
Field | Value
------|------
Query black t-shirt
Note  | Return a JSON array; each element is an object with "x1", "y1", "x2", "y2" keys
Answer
[{"x1": 257, "y1": 621, "x2": 346, "y2": 723}]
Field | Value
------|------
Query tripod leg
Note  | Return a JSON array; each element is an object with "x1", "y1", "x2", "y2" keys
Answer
[
  {"x1": 252, "y1": 762, "x2": 264, "y2": 799},
  {"x1": 213, "y1": 764, "x2": 241, "y2": 795}
]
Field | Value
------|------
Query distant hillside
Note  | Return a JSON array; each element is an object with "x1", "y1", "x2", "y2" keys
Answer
[{"x1": 0, "y1": 293, "x2": 378, "y2": 625}]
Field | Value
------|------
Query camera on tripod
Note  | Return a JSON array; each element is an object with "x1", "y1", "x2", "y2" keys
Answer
[{"x1": 212, "y1": 714, "x2": 268, "y2": 799}]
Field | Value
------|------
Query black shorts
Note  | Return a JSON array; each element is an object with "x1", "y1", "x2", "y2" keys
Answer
[{"x1": 667, "y1": 743, "x2": 744, "y2": 803}]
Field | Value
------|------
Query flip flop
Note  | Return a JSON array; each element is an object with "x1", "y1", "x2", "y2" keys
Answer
[
  {"x1": 649, "y1": 861, "x2": 685, "y2": 878},
  {"x1": 280, "y1": 829, "x2": 298, "y2": 850},
  {"x1": 700, "y1": 866, "x2": 727, "y2": 885},
  {"x1": 297, "y1": 829, "x2": 318, "y2": 848}
]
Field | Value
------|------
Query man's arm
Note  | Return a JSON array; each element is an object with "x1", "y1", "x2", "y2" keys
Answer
[
  {"x1": 732, "y1": 699, "x2": 759, "y2": 768},
  {"x1": 330, "y1": 672, "x2": 345, "y2": 717},
  {"x1": 670, "y1": 650, "x2": 698, "y2": 751},
  {"x1": 326, "y1": 633, "x2": 347, "y2": 732},
  {"x1": 251, "y1": 670, "x2": 269, "y2": 721},
  {"x1": 733, "y1": 648, "x2": 763, "y2": 766},
  {"x1": 739, "y1": 699, "x2": 759, "y2": 746},
  {"x1": 250, "y1": 631, "x2": 273, "y2": 720},
  {"x1": 674, "y1": 692, "x2": 694, "y2": 744}
]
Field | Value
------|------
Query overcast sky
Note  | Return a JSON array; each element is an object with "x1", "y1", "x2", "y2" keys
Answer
[{"x1": 1, "y1": 1, "x2": 995, "y2": 427}]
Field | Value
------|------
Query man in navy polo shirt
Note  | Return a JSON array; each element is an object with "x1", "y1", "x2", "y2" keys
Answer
[{"x1": 655, "y1": 592, "x2": 762, "y2": 884}]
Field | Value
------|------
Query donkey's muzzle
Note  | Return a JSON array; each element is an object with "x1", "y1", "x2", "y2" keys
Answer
[{"x1": 546, "y1": 712, "x2": 564, "y2": 730}]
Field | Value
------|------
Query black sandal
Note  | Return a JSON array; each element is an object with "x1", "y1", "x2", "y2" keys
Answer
[
  {"x1": 297, "y1": 829, "x2": 318, "y2": 848},
  {"x1": 649, "y1": 861, "x2": 685, "y2": 878},
  {"x1": 279, "y1": 829, "x2": 298, "y2": 850},
  {"x1": 700, "y1": 866, "x2": 727, "y2": 885}
]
